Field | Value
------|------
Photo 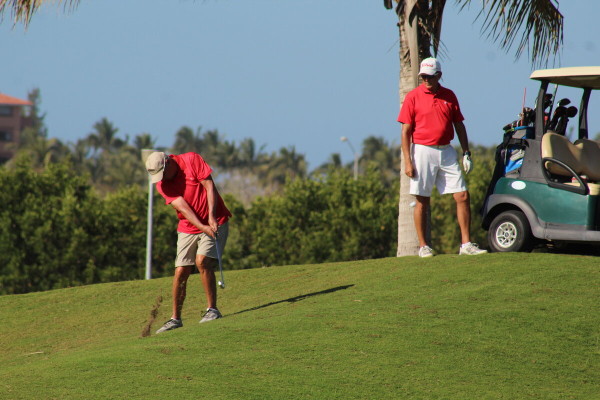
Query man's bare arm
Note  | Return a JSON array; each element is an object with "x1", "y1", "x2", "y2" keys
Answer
[
  {"x1": 454, "y1": 121, "x2": 470, "y2": 154},
  {"x1": 170, "y1": 196, "x2": 215, "y2": 238},
  {"x1": 200, "y1": 175, "x2": 218, "y2": 233},
  {"x1": 401, "y1": 123, "x2": 415, "y2": 177}
]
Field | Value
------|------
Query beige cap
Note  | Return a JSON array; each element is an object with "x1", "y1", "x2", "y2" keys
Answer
[{"x1": 145, "y1": 152, "x2": 168, "y2": 183}]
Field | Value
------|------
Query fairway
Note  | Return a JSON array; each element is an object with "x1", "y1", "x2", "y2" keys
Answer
[{"x1": 0, "y1": 253, "x2": 598, "y2": 399}]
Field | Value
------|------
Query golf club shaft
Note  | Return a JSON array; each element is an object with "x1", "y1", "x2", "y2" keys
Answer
[{"x1": 215, "y1": 236, "x2": 225, "y2": 288}]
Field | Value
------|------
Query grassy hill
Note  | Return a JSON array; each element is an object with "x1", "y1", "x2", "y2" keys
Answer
[{"x1": 0, "y1": 253, "x2": 598, "y2": 399}]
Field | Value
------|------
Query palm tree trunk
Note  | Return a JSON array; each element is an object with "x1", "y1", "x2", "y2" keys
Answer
[{"x1": 396, "y1": 5, "x2": 430, "y2": 257}]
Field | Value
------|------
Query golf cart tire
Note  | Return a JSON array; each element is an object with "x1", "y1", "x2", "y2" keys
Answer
[{"x1": 488, "y1": 210, "x2": 534, "y2": 253}]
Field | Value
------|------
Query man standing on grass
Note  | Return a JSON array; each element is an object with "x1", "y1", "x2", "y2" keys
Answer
[
  {"x1": 398, "y1": 57, "x2": 487, "y2": 258},
  {"x1": 145, "y1": 151, "x2": 232, "y2": 333}
]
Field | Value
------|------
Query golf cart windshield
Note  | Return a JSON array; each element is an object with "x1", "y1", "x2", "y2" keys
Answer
[{"x1": 529, "y1": 67, "x2": 600, "y2": 141}]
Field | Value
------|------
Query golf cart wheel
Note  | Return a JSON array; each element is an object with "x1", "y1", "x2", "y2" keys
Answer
[{"x1": 488, "y1": 210, "x2": 534, "y2": 253}]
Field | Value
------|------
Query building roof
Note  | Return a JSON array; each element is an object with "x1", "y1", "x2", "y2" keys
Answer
[{"x1": 0, "y1": 93, "x2": 33, "y2": 106}]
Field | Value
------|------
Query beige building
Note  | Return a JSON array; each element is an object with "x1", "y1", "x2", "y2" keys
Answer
[{"x1": 0, "y1": 93, "x2": 33, "y2": 164}]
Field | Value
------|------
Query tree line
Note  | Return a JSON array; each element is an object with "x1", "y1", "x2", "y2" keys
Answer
[{"x1": 0, "y1": 89, "x2": 497, "y2": 294}]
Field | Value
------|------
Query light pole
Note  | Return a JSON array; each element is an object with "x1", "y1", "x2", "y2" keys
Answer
[
  {"x1": 340, "y1": 136, "x2": 358, "y2": 180},
  {"x1": 141, "y1": 148, "x2": 157, "y2": 280}
]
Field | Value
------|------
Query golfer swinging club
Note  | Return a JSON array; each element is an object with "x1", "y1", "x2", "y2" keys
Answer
[
  {"x1": 146, "y1": 151, "x2": 232, "y2": 333},
  {"x1": 398, "y1": 57, "x2": 487, "y2": 258}
]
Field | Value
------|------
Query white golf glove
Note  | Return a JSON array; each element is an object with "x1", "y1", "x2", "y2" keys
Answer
[{"x1": 462, "y1": 151, "x2": 472, "y2": 175}]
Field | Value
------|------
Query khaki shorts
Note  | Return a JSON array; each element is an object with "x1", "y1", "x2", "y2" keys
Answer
[
  {"x1": 175, "y1": 222, "x2": 229, "y2": 267},
  {"x1": 410, "y1": 143, "x2": 467, "y2": 196}
]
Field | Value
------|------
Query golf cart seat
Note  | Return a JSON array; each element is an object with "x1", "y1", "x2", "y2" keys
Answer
[
  {"x1": 541, "y1": 132, "x2": 600, "y2": 195},
  {"x1": 574, "y1": 138, "x2": 600, "y2": 178}
]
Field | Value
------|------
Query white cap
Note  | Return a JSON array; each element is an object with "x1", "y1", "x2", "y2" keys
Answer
[{"x1": 418, "y1": 57, "x2": 441, "y2": 75}]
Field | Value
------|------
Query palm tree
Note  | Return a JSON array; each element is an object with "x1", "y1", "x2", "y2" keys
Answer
[
  {"x1": 171, "y1": 126, "x2": 232, "y2": 167},
  {"x1": 385, "y1": 0, "x2": 563, "y2": 256},
  {"x1": 171, "y1": 126, "x2": 200, "y2": 154},
  {"x1": 102, "y1": 144, "x2": 147, "y2": 189},
  {"x1": 9, "y1": 129, "x2": 68, "y2": 170},
  {"x1": 133, "y1": 133, "x2": 156, "y2": 151},
  {"x1": 86, "y1": 118, "x2": 124, "y2": 156},
  {"x1": 360, "y1": 136, "x2": 399, "y2": 185},
  {"x1": 311, "y1": 153, "x2": 343, "y2": 178},
  {"x1": 259, "y1": 146, "x2": 307, "y2": 187},
  {"x1": 237, "y1": 137, "x2": 268, "y2": 171}
]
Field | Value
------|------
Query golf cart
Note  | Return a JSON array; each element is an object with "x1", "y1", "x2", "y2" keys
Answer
[{"x1": 481, "y1": 66, "x2": 600, "y2": 252}]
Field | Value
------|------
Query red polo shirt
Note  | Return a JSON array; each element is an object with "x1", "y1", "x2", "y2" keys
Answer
[
  {"x1": 157, "y1": 152, "x2": 231, "y2": 234},
  {"x1": 398, "y1": 83, "x2": 464, "y2": 146}
]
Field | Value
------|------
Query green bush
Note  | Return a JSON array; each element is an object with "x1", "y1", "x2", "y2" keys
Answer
[
  {"x1": 0, "y1": 146, "x2": 497, "y2": 294},
  {"x1": 0, "y1": 160, "x2": 177, "y2": 294},
  {"x1": 229, "y1": 167, "x2": 398, "y2": 268}
]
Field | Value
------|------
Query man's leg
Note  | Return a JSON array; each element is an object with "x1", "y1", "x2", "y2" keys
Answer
[
  {"x1": 156, "y1": 266, "x2": 191, "y2": 333},
  {"x1": 172, "y1": 266, "x2": 193, "y2": 319},
  {"x1": 414, "y1": 195, "x2": 430, "y2": 247},
  {"x1": 453, "y1": 190, "x2": 471, "y2": 244},
  {"x1": 196, "y1": 255, "x2": 218, "y2": 310}
]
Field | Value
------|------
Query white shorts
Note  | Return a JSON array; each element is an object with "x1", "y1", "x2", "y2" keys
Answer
[{"x1": 409, "y1": 144, "x2": 467, "y2": 197}]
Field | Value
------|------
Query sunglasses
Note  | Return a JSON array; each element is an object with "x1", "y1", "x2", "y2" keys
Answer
[{"x1": 420, "y1": 74, "x2": 438, "y2": 80}]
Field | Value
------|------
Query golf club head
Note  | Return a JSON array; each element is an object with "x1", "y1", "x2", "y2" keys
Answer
[
  {"x1": 543, "y1": 94, "x2": 553, "y2": 110},
  {"x1": 218, "y1": 281, "x2": 225, "y2": 289},
  {"x1": 558, "y1": 98, "x2": 571, "y2": 106}
]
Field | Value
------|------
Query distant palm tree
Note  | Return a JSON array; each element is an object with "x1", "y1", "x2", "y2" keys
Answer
[
  {"x1": 86, "y1": 118, "x2": 124, "y2": 155},
  {"x1": 10, "y1": 129, "x2": 68, "y2": 170},
  {"x1": 237, "y1": 138, "x2": 268, "y2": 171},
  {"x1": 69, "y1": 138, "x2": 89, "y2": 165},
  {"x1": 171, "y1": 126, "x2": 200, "y2": 154},
  {"x1": 102, "y1": 145, "x2": 147, "y2": 189},
  {"x1": 360, "y1": 136, "x2": 399, "y2": 185},
  {"x1": 259, "y1": 146, "x2": 307, "y2": 186},
  {"x1": 171, "y1": 126, "x2": 230, "y2": 167},
  {"x1": 133, "y1": 133, "x2": 156, "y2": 151},
  {"x1": 385, "y1": 0, "x2": 563, "y2": 256},
  {"x1": 311, "y1": 153, "x2": 343, "y2": 178}
]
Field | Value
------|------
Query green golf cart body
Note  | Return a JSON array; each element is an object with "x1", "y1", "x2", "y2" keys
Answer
[{"x1": 481, "y1": 67, "x2": 600, "y2": 252}]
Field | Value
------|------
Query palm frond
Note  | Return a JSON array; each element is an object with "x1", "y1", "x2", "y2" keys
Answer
[
  {"x1": 429, "y1": 0, "x2": 446, "y2": 56},
  {"x1": 0, "y1": 0, "x2": 80, "y2": 26},
  {"x1": 457, "y1": 0, "x2": 563, "y2": 67}
]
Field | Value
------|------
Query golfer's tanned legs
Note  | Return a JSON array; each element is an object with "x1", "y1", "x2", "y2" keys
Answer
[
  {"x1": 196, "y1": 254, "x2": 218, "y2": 310},
  {"x1": 453, "y1": 190, "x2": 471, "y2": 244},
  {"x1": 172, "y1": 266, "x2": 193, "y2": 320},
  {"x1": 414, "y1": 195, "x2": 430, "y2": 247}
]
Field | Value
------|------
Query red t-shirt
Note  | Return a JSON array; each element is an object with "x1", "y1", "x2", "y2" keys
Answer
[
  {"x1": 397, "y1": 84, "x2": 464, "y2": 146},
  {"x1": 157, "y1": 152, "x2": 231, "y2": 234}
]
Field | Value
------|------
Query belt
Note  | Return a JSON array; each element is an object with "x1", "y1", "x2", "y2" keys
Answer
[{"x1": 425, "y1": 144, "x2": 450, "y2": 149}]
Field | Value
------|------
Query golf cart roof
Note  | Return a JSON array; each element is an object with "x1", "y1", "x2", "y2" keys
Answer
[{"x1": 530, "y1": 67, "x2": 600, "y2": 90}]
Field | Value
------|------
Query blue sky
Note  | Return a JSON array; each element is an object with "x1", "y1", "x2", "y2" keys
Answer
[{"x1": 1, "y1": 0, "x2": 599, "y2": 170}]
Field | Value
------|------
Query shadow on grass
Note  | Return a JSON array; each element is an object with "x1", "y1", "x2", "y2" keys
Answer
[{"x1": 231, "y1": 284, "x2": 355, "y2": 316}]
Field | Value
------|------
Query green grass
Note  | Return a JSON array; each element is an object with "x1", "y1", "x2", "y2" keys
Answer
[{"x1": 0, "y1": 253, "x2": 598, "y2": 399}]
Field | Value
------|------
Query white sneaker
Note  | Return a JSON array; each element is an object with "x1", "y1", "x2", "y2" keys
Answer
[
  {"x1": 418, "y1": 245, "x2": 434, "y2": 258},
  {"x1": 155, "y1": 318, "x2": 183, "y2": 334},
  {"x1": 459, "y1": 242, "x2": 488, "y2": 255},
  {"x1": 199, "y1": 308, "x2": 222, "y2": 323}
]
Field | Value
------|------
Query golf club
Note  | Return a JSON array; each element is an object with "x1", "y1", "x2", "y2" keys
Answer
[{"x1": 215, "y1": 235, "x2": 225, "y2": 289}]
